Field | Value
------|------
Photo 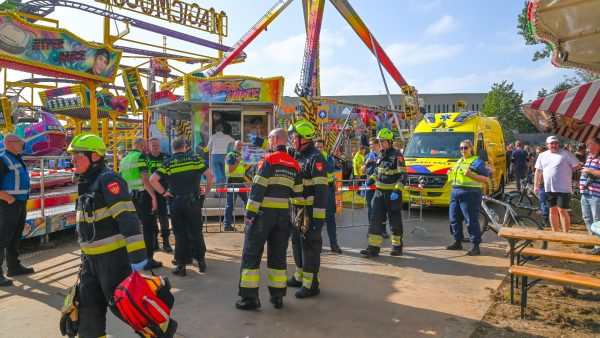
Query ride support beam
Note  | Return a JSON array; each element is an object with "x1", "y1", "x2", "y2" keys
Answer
[{"x1": 83, "y1": 80, "x2": 99, "y2": 134}]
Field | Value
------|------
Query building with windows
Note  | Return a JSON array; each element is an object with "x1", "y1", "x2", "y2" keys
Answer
[{"x1": 282, "y1": 93, "x2": 486, "y2": 115}]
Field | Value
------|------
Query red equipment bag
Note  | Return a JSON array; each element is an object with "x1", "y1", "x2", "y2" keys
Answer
[{"x1": 111, "y1": 271, "x2": 176, "y2": 337}]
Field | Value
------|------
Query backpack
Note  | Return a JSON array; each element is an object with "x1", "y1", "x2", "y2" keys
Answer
[{"x1": 111, "y1": 271, "x2": 176, "y2": 337}]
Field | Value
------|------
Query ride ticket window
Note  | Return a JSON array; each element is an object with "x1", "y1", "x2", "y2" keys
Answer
[{"x1": 242, "y1": 113, "x2": 268, "y2": 165}]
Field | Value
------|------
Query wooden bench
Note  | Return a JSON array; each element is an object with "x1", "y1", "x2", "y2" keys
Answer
[
  {"x1": 509, "y1": 265, "x2": 600, "y2": 319},
  {"x1": 498, "y1": 227, "x2": 600, "y2": 318}
]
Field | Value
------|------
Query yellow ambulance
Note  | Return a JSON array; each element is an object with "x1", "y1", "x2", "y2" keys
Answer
[{"x1": 401, "y1": 111, "x2": 506, "y2": 206}]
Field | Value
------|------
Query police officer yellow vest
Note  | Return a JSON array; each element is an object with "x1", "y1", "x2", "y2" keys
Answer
[
  {"x1": 449, "y1": 156, "x2": 483, "y2": 188},
  {"x1": 120, "y1": 151, "x2": 144, "y2": 192},
  {"x1": 321, "y1": 151, "x2": 334, "y2": 183},
  {"x1": 353, "y1": 152, "x2": 365, "y2": 176},
  {"x1": 225, "y1": 151, "x2": 245, "y2": 178}
]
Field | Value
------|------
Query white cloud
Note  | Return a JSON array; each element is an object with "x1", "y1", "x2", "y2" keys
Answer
[
  {"x1": 425, "y1": 15, "x2": 457, "y2": 36},
  {"x1": 386, "y1": 43, "x2": 464, "y2": 66},
  {"x1": 260, "y1": 29, "x2": 345, "y2": 65},
  {"x1": 320, "y1": 67, "x2": 383, "y2": 95},
  {"x1": 409, "y1": 0, "x2": 442, "y2": 13}
]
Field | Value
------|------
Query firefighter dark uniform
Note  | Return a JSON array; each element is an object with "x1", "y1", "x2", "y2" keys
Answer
[
  {"x1": 287, "y1": 121, "x2": 329, "y2": 298},
  {"x1": 0, "y1": 149, "x2": 32, "y2": 285},
  {"x1": 120, "y1": 149, "x2": 158, "y2": 265},
  {"x1": 155, "y1": 152, "x2": 208, "y2": 275},
  {"x1": 68, "y1": 134, "x2": 148, "y2": 337},
  {"x1": 236, "y1": 145, "x2": 302, "y2": 310},
  {"x1": 223, "y1": 150, "x2": 248, "y2": 231},
  {"x1": 361, "y1": 128, "x2": 407, "y2": 257},
  {"x1": 148, "y1": 151, "x2": 172, "y2": 251}
]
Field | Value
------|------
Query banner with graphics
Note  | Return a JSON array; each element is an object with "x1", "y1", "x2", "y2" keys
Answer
[
  {"x1": 0, "y1": 12, "x2": 121, "y2": 82},
  {"x1": 185, "y1": 75, "x2": 284, "y2": 107}
]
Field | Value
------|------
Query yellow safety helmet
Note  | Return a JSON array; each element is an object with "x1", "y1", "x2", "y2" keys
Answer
[
  {"x1": 288, "y1": 120, "x2": 317, "y2": 140},
  {"x1": 377, "y1": 128, "x2": 394, "y2": 141},
  {"x1": 67, "y1": 133, "x2": 107, "y2": 156}
]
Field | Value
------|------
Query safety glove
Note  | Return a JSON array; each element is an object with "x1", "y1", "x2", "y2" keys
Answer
[{"x1": 131, "y1": 259, "x2": 148, "y2": 272}]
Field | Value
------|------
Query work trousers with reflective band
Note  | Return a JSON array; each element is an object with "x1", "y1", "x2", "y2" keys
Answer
[
  {"x1": 132, "y1": 191, "x2": 158, "y2": 260},
  {"x1": 239, "y1": 208, "x2": 291, "y2": 297},
  {"x1": 291, "y1": 208, "x2": 323, "y2": 290},
  {"x1": 169, "y1": 196, "x2": 205, "y2": 264},
  {"x1": 366, "y1": 189, "x2": 403, "y2": 253},
  {"x1": 0, "y1": 200, "x2": 27, "y2": 274},
  {"x1": 77, "y1": 249, "x2": 133, "y2": 338},
  {"x1": 449, "y1": 187, "x2": 482, "y2": 244},
  {"x1": 155, "y1": 193, "x2": 171, "y2": 240}
]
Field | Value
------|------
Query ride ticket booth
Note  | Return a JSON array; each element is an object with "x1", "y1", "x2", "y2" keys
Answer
[{"x1": 148, "y1": 75, "x2": 284, "y2": 181}]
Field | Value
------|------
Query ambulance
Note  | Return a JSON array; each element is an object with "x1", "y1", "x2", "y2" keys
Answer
[{"x1": 401, "y1": 111, "x2": 506, "y2": 206}]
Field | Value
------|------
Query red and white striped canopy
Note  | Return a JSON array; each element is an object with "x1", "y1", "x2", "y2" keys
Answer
[{"x1": 522, "y1": 79, "x2": 600, "y2": 142}]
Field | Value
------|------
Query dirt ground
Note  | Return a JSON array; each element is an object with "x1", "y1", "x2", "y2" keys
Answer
[{"x1": 472, "y1": 222, "x2": 600, "y2": 338}]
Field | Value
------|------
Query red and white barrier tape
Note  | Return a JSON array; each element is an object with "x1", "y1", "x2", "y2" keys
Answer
[{"x1": 30, "y1": 168, "x2": 75, "y2": 177}]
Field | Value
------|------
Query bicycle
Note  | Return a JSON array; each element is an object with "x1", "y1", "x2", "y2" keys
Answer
[
  {"x1": 504, "y1": 176, "x2": 583, "y2": 224},
  {"x1": 479, "y1": 195, "x2": 548, "y2": 250}
]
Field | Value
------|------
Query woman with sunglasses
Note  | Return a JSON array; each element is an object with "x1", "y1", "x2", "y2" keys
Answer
[{"x1": 446, "y1": 139, "x2": 490, "y2": 255}]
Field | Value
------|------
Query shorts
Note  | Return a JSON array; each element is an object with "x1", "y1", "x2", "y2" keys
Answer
[{"x1": 544, "y1": 192, "x2": 571, "y2": 209}]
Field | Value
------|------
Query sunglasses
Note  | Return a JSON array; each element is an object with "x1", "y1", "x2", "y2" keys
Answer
[{"x1": 459, "y1": 146, "x2": 470, "y2": 150}]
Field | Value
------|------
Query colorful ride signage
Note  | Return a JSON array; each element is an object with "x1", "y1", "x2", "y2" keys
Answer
[
  {"x1": 0, "y1": 13, "x2": 121, "y2": 82},
  {"x1": 0, "y1": 96, "x2": 13, "y2": 129},
  {"x1": 122, "y1": 68, "x2": 148, "y2": 114},
  {"x1": 185, "y1": 75, "x2": 284, "y2": 106},
  {"x1": 95, "y1": 0, "x2": 228, "y2": 37}
]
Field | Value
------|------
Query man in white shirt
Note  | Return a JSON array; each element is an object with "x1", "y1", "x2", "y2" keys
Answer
[
  {"x1": 207, "y1": 123, "x2": 235, "y2": 188},
  {"x1": 534, "y1": 136, "x2": 582, "y2": 232}
]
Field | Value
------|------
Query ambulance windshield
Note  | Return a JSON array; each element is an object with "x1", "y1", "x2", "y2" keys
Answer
[{"x1": 405, "y1": 132, "x2": 474, "y2": 158}]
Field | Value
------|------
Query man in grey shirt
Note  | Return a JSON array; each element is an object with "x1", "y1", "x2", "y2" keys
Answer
[{"x1": 534, "y1": 136, "x2": 582, "y2": 232}]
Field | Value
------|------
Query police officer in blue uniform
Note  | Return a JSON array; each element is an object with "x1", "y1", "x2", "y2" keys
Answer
[
  {"x1": 445, "y1": 139, "x2": 490, "y2": 256},
  {"x1": 0, "y1": 134, "x2": 34, "y2": 286}
]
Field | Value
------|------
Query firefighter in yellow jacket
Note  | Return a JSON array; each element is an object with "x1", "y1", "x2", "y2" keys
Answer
[{"x1": 67, "y1": 133, "x2": 169, "y2": 337}]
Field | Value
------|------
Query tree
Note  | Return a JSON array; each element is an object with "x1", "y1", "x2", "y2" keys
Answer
[
  {"x1": 537, "y1": 76, "x2": 581, "y2": 98},
  {"x1": 517, "y1": 1, "x2": 551, "y2": 61},
  {"x1": 481, "y1": 81, "x2": 537, "y2": 142}
]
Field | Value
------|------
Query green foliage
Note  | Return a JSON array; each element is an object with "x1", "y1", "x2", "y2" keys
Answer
[
  {"x1": 517, "y1": 1, "x2": 552, "y2": 61},
  {"x1": 481, "y1": 81, "x2": 537, "y2": 142}
]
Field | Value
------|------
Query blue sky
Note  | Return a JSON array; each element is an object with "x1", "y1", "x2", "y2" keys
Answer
[{"x1": 48, "y1": 0, "x2": 578, "y2": 102}]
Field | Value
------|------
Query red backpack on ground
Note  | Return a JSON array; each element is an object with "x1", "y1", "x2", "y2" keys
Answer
[{"x1": 111, "y1": 271, "x2": 176, "y2": 337}]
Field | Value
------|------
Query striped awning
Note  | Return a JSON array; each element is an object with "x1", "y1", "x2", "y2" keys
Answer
[{"x1": 522, "y1": 79, "x2": 600, "y2": 142}]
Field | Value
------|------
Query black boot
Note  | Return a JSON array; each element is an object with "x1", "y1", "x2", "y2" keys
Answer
[
  {"x1": 198, "y1": 260, "x2": 207, "y2": 272},
  {"x1": 0, "y1": 274, "x2": 13, "y2": 287},
  {"x1": 287, "y1": 276, "x2": 302, "y2": 287},
  {"x1": 270, "y1": 296, "x2": 283, "y2": 309},
  {"x1": 162, "y1": 238, "x2": 173, "y2": 253},
  {"x1": 467, "y1": 244, "x2": 481, "y2": 256},
  {"x1": 235, "y1": 296, "x2": 261, "y2": 310},
  {"x1": 330, "y1": 244, "x2": 342, "y2": 254},
  {"x1": 446, "y1": 241, "x2": 463, "y2": 250},
  {"x1": 172, "y1": 264, "x2": 187, "y2": 276},
  {"x1": 144, "y1": 259, "x2": 163, "y2": 270},
  {"x1": 390, "y1": 245, "x2": 403, "y2": 256},
  {"x1": 295, "y1": 287, "x2": 320, "y2": 299},
  {"x1": 360, "y1": 246, "x2": 380, "y2": 257},
  {"x1": 6, "y1": 265, "x2": 34, "y2": 277}
]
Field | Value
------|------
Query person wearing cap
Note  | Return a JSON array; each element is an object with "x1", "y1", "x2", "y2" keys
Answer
[
  {"x1": 67, "y1": 133, "x2": 159, "y2": 337},
  {"x1": 360, "y1": 128, "x2": 407, "y2": 257},
  {"x1": 286, "y1": 120, "x2": 329, "y2": 299},
  {"x1": 86, "y1": 48, "x2": 111, "y2": 76},
  {"x1": 534, "y1": 136, "x2": 582, "y2": 233},
  {"x1": 0, "y1": 133, "x2": 34, "y2": 287}
]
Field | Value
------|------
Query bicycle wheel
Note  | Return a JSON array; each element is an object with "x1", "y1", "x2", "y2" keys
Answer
[
  {"x1": 479, "y1": 209, "x2": 491, "y2": 234},
  {"x1": 569, "y1": 195, "x2": 583, "y2": 224},
  {"x1": 506, "y1": 193, "x2": 533, "y2": 215},
  {"x1": 512, "y1": 215, "x2": 548, "y2": 250}
]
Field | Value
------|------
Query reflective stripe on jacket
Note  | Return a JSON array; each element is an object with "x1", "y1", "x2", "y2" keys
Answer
[
  {"x1": 119, "y1": 150, "x2": 148, "y2": 192},
  {"x1": 0, "y1": 151, "x2": 30, "y2": 200},
  {"x1": 449, "y1": 156, "x2": 483, "y2": 188}
]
